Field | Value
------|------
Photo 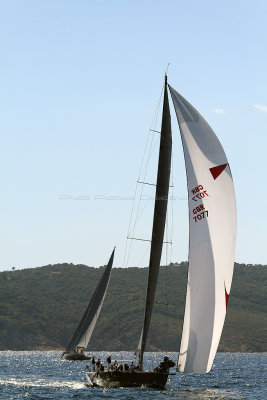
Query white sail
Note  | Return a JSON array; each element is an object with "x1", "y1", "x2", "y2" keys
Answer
[{"x1": 169, "y1": 86, "x2": 236, "y2": 373}]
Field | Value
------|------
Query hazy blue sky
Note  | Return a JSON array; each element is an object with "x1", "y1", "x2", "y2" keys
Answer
[{"x1": 1, "y1": 0, "x2": 266, "y2": 270}]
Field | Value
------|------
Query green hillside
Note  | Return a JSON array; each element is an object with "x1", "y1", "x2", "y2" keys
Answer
[{"x1": 0, "y1": 262, "x2": 266, "y2": 352}]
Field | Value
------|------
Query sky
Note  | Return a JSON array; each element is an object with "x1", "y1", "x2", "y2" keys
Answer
[{"x1": 0, "y1": 0, "x2": 266, "y2": 270}]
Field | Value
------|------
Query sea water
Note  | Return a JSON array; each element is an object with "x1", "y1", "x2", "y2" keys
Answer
[{"x1": 0, "y1": 351, "x2": 266, "y2": 399}]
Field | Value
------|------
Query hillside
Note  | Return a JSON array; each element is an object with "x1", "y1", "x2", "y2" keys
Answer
[{"x1": 0, "y1": 262, "x2": 266, "y2": 352}]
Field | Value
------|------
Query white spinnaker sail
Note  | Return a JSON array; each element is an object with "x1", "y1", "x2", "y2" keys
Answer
[{"x1": 169, "y1": 85, "x2": 236, "y2": 373}]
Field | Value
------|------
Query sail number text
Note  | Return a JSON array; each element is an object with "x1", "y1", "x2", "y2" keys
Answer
[
  {"x1": 193, "y1": 204, "x2": 208, "y2": 223},
  {"x1": 191, "y1": 185, "x2": 209, "y2": 202}
]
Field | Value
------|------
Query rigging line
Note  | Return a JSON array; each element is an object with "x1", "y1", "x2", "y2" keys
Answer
[
  {"x1": 123, "y1": 85, "x2": 163, "y2": 269},
  {"x1": 118, "y1": 246, "x2": 150, "y2": 281},
  {"x1": 136, "y1": 245, "x2": 150, "y2": 268},
  {"x1": 171, "y1": 164, "x2": 174, "y2": 263},
  {"x1": 138, "y1": 180, "x2": 174, "y2": 187},
  {"x1": 119, "y1": 158, "x2": 153, "y2": 343},
  {"x1": 151, "y1": 84, "x2": 165, "y2": 132},
  {"x1": 129, "y1": 181, "x2": 174, "y2": 240},
  {"x1": 129, "y1": 134, "x2": 161, "y2": 237},
  {"x1": 138, "y1": 80, "x2": 164, "y2": 180},
  {"x1": 122, "y1": 131, "x2": 151, "y2": 269},
  {"x1": 138, "y1": 130, "x2": 158, "y2": 186},
  {"x1": 127, "y1": 199, "x2": 150, "y2": 239},
  {"x1": 169, "y1": 148, "x2": 174, "y2": 264},
  {"x1": 165, "y1": 202, "x2": 169, "y2": 351},
  {"x1": 120, "y1": 140, "x2": 158, "y2": 325},
  {"x1": 139, "y1": 83, "x2": 163, "y2": 179},
  {"x1": 128, "y1": 237, "x2": 151, "y2": 242},
  {"x1": 144, "y1": 134, "x2": 161, "y2": 175},
  {"x1": 119, "y1": 82, "x2": 164, "y2": 350},
  {"x1": 137, "y1": 180, "x2": 156, "y2": 186},
  {"x1": 125, "y1": 129, "x2": 156, "y2": 268},
  {"x1": 130, "y1": 184, "x2": 175, "y2": 239},
  {"x1": 125, "y1": 87, "x2": 164, "y2": 269},
  {"x1": 127, "y1": 190, "x2": 154, "y2": 238},
  {"x1": 165, "y1": 62, "x2": 170, "y2": 75},
  {"x1": 122, "y1": 183, "x2": 138, "y2": 268},
  {"x1": 138, "y1": 87, "x2": 164, "y2": 181},
  {"x1": 127, "y1": 236, "x2": 172, "y2": 244}
]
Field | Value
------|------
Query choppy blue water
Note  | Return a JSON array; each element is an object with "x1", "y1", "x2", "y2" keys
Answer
[{"x1": 0, "y1": 351, "x2": 266, "y2": 399}]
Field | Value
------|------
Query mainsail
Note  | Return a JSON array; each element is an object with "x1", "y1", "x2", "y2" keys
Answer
[
  {"x1": 66, "y1": 248, "x2": 115, "y2": 352},
  {"x1": 169, "y1": 86, "x2": 237, "y2": 373},
  {"x1": 139, "y1": 76, "x2": 172, "y2": 367}
]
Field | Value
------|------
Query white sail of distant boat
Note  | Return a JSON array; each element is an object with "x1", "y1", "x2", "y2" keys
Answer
[
  {"x1": 62, "y1": 248, "x2": 115, "y2": 360},
  {"x1": 86, "y1": 74, "x2": 236, "y2": 387}
]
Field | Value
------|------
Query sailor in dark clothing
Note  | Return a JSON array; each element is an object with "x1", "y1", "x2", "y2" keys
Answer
[
  {"x1": 95, "y1": 358, "x2": 101, "y2": 376},
  {"x1": 106, "y1": 355, "x2": 111, "y2": 366},
  {"x1": 157, "y1": 356, "x2": 176, "y2": 373},
  {"x1": 96, "y1": 358, "x2": 101, "y2": 371},
  {"x1": 92, "y1": 356, "x2": 96, "y2": 371},
  {"x1": 124, "y1": 363, "x2": 129, "y2": 371},
  {"x1": 113, "y1": 360, "x2": 118, "y2": 370}
]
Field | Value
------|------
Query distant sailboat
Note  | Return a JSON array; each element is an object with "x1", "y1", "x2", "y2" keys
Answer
[
  {"x1": 62, "y1": 248, "x2": 115, "y2": 361},
  {"x1": 86, "y1": 74, "x2": 236, "y2": 387}
]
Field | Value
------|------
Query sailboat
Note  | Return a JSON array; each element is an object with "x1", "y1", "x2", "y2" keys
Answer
[
  {"x1": 86, "y1": 74, "x2": 236, "y2": 387},
  {"x1": 62, "y1": 248, "x2": 115, "y2": 360}
]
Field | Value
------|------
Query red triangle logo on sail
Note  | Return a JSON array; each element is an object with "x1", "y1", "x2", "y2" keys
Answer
[
  {"x1": 209, "y1": 163, "x2": 228, "y2": 180},
  {"x1": 224, "y1": 283, "x2": 229, "y2": 310}
]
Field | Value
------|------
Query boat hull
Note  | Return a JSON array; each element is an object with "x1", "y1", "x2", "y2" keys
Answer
[
  {"x1": 62, "y1": 352, "x2": 91, "y2": 361},
  {"x1": 86, "y1": 370, "x2": 169, "y2": 389}
]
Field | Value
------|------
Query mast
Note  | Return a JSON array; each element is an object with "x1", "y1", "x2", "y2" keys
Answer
[{"x1": 139, "y1": 75, "x2": 172, "y2": 368}]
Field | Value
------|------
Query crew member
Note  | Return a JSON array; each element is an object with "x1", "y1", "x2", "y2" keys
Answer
[
  {"x1": 91, "y1": 356, "x2": 96, "y2": 371},
  {"x1": 107, "y1": 355, "x2": 111, "y2": 366}
]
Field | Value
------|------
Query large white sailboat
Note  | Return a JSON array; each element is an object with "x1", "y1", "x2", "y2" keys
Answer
[{"x1": 86, "y1": 74, "x2": 237, "y2": 387}]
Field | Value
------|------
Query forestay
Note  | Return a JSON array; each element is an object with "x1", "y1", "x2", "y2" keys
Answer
[{"x1": 169, "y1": 86, "x2": 236, "y2": 373}]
